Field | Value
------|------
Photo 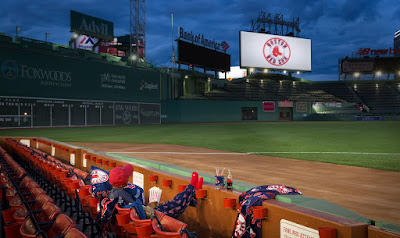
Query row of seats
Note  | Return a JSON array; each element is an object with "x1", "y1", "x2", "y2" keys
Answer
[
  {"x1": 0, "y1": 145, "x2": 87, "y2": 238},
  {"x1": 4, "y1": 139, "x2": 196, "y2": 238},
  {"x1": 5, "y1": 139, "x2": 100, "y2": 237}
]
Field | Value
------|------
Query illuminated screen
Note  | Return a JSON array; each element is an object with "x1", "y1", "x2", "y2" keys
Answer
[{"x1": 240, "y1": 31, "x2": 311, "y2": 71}]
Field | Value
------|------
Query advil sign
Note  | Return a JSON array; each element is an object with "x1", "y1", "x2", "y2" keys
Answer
[{"x1": 70, "y1": 10, "x2": 114, "y2": 41}]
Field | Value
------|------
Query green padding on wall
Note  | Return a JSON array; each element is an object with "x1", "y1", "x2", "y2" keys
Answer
[
  {"x1": 277, "y1": 194, "x2": 371, "y2": 224},
  {"x1": 375, "y1": 221, "x2": 400, "y2": 234},
  {"x1": 276, "y1": 194, "x2": 318, "y2": 203}
]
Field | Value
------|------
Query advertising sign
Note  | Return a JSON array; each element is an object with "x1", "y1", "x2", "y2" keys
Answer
[
  {"x1": 70, "y1": 10, "x2": 114, "y2": 41},
  {"x1": 296, "y1": 102, "x2": 307, "y2": 112},
  {"x1": 178, "y1": 40, "x2": 230, "y2": 72},
  {"x1": 240, "y1": 31, "x2": 311, "y2": 71},
  {"x1": 263, "y1": 101, "x2": 275, "y2": 112},
  {"x1": 341, "y1": 60, "x2": 374, "y2": 73},
  {"x1": 278, "y1": 101, "x2": 293, "y2": 107},
  {"x1": 74, "y1": 35, "x2": 99, "y2": 51}
]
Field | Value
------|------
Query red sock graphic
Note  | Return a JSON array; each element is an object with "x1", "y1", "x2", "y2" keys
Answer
[
  {"x1": 196, "y1": 177, "x2": 203, "y2": 190},
  {"x1": 190, "y1": 172, "x2": 198, "y2": 187}
]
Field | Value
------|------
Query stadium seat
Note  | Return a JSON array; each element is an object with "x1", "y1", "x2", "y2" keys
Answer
[
  {"x1": 45, "y1": 214, "x2": 76, "y2": 237},
  {"x1": 64, "y1": 227, "x2": 88, "y2": 238},
  {"x1": 151, "y1": 214, "x2": 191, "y2": 238}
]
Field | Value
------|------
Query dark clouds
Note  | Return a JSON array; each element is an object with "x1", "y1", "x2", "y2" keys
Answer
[{"x1": 1, "y1": 0, "x2": 399, "y2": 81}]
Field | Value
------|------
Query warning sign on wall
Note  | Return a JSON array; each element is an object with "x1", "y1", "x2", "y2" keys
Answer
[{"x1": 280, "y1": 219, "x2": 319, "y2": 238}]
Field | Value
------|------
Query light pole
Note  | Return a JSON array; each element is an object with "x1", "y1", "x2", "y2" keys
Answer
[{"x1": 16, "y1": 26, "x2": 21, "y2": 37}]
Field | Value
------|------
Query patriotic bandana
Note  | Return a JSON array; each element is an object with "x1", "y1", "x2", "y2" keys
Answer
[
  {"x1": 232, "y1": 185, "x2": 302, "y2": 238},
  {"x1": 90, "y1": 166, "x2": 112, "y2": 198}
]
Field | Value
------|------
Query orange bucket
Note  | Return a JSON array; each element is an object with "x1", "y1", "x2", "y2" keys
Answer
[
  {"x1": 149, "y1": 174, "x2": 158, "y2": 182},
  {"x1": 195, "y1": 189, "x2": 207, "y2": 199},
  {"x1": 223, "y1": 197, "x2": 236, "y2": 209},
  {"x1": 162, "y1": 179, "x2": 172, "y2": 187},
  {"x1": 318, "y1": 227, "x2": 337, "y2": 238},
  {"x1": 252, "y1": 206, "x2": 267, "y2": 219},
  {"x1": 178, "y1": 185, "x2": 187, "y2": 193}
]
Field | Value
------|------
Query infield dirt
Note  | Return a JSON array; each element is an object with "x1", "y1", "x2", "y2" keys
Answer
[{"x1": 71, "y1": 142, "x2": 400, "y2": 225}]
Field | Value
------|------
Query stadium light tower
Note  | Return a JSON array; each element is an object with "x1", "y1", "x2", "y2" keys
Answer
[{"x1": 130, "y1": 0, "x2": 146, "y2": 67}]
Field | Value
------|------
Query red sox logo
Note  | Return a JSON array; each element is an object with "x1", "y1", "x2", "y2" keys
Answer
[
  {"x1": 263, "y1": 38, "x2": 291, "y2": 66},
  {"x1": 91, "y1": 169, "x2": 109, "y2": 184}
]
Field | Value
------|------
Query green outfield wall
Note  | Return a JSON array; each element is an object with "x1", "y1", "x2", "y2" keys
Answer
[
  {"x1": 0, "y1": 42, "x2": 165, "y2": 103},
  {"x1": 161, "y1": 100, "x2": 360, "y2": 123}
]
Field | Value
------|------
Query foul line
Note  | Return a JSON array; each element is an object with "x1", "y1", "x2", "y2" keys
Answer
[
  {"x1": 108, "y1": 152, "x2": 246, "y2": 155},
  {"x1": 248, "y1": 152, "x2": 400, "y2": 155},
  {"x1": 108, "y1": 151, "x2": 400, "y2": 156}
]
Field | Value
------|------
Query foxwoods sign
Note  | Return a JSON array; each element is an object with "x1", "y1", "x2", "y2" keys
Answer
[{"x1": 179, "y1": 27, "x2": 228, "y2": 51}]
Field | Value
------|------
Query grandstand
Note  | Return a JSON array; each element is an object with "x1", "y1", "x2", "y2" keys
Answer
[{"x1": 1, "y1": 29, "x2": 400, "y2": 128}]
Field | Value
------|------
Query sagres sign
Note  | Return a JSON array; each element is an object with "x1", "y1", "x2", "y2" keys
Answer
[
  {"x1": 1, "y1": 60, "x2": 72, "y2": 87},
  {"x1": 70, "y1": 10, "x2": 114, "y2": 41}
]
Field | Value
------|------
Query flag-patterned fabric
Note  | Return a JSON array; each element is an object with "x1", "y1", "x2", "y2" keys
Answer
[{"x1": 232, "y1": 185, "x2": 302, "y2": 238}]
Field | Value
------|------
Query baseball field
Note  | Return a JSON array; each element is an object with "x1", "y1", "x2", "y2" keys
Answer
[
  {"x1": 1, "y1": 121, "x2": 400, "y2": 225},
  {"x1": 1, "y1": 121, "x2": 399, "y2": 170}
]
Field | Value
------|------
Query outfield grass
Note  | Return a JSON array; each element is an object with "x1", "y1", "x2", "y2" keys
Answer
[{"x1": 1, "y1": 121, "x2": 399, "y2": 171}]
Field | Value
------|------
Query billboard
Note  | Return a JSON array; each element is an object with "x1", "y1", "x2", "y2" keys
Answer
[
  {"x1": 0, "y1": 45, "x2": 163, "y2": 102},
  {"x1": 240, "y1": 31, "x2": 311, "y2": 72},
  {"x1": 177, "y1": 40, "x2": 230, "y2": 72},
  {"x1": 73, "y1": 34, "x2": 122, "y2": 56},
  {"x1": 70, "y1": 10, "x2": 114, "y2": 41},
  {"x1": 74, "y1": 35, "x2": 99, "y2": 50},
  {"x1": 340, "y1": 57, "x2": 400, "y2": 74}
]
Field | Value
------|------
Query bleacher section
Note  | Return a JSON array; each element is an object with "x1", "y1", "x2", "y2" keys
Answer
[
  {"x1": 205, "y1": 78, "x2": 346, "y2": 102},
  {"x1": 352, "y1": 81, "x2": 400, "y2": 113},
  {"x1": 182, "y1": 73, "x2": 400, "y2": 114}
]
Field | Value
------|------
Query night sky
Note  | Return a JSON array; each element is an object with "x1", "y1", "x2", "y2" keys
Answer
[{"x1": 1, "y1": 0, "x2": 399, "y2": 81}]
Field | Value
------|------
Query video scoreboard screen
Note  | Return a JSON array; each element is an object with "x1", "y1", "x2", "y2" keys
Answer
[
  {"x1": 177, "y1": 40, "x2": 230, "y2": 72},
  {"x1": 240, "y1": 31, "x2": 311, "y2": 72}
]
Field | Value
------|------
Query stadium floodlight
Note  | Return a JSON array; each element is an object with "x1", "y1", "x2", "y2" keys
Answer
[
  {"x1": 130, "y1": 54, "x2": 138, "y2": 61},
  {"x1": 297, "y1": 71, "x2": 300, "y2": 75},
  {"x1": 354, "y1": 72, "x2": 360, "y2": 77},
  {"x1": 376, "y1": 71, "x2": 382, "y2": 77},
  {"x1": 16, "y1": 26, "x2": 21, "y2": 37},
  {"x1": 264, "y1": 69, "x2": 268, "y2": 73},
  {"x1": 283, "y1": 70, "x2": 287, "y2": 74}
]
